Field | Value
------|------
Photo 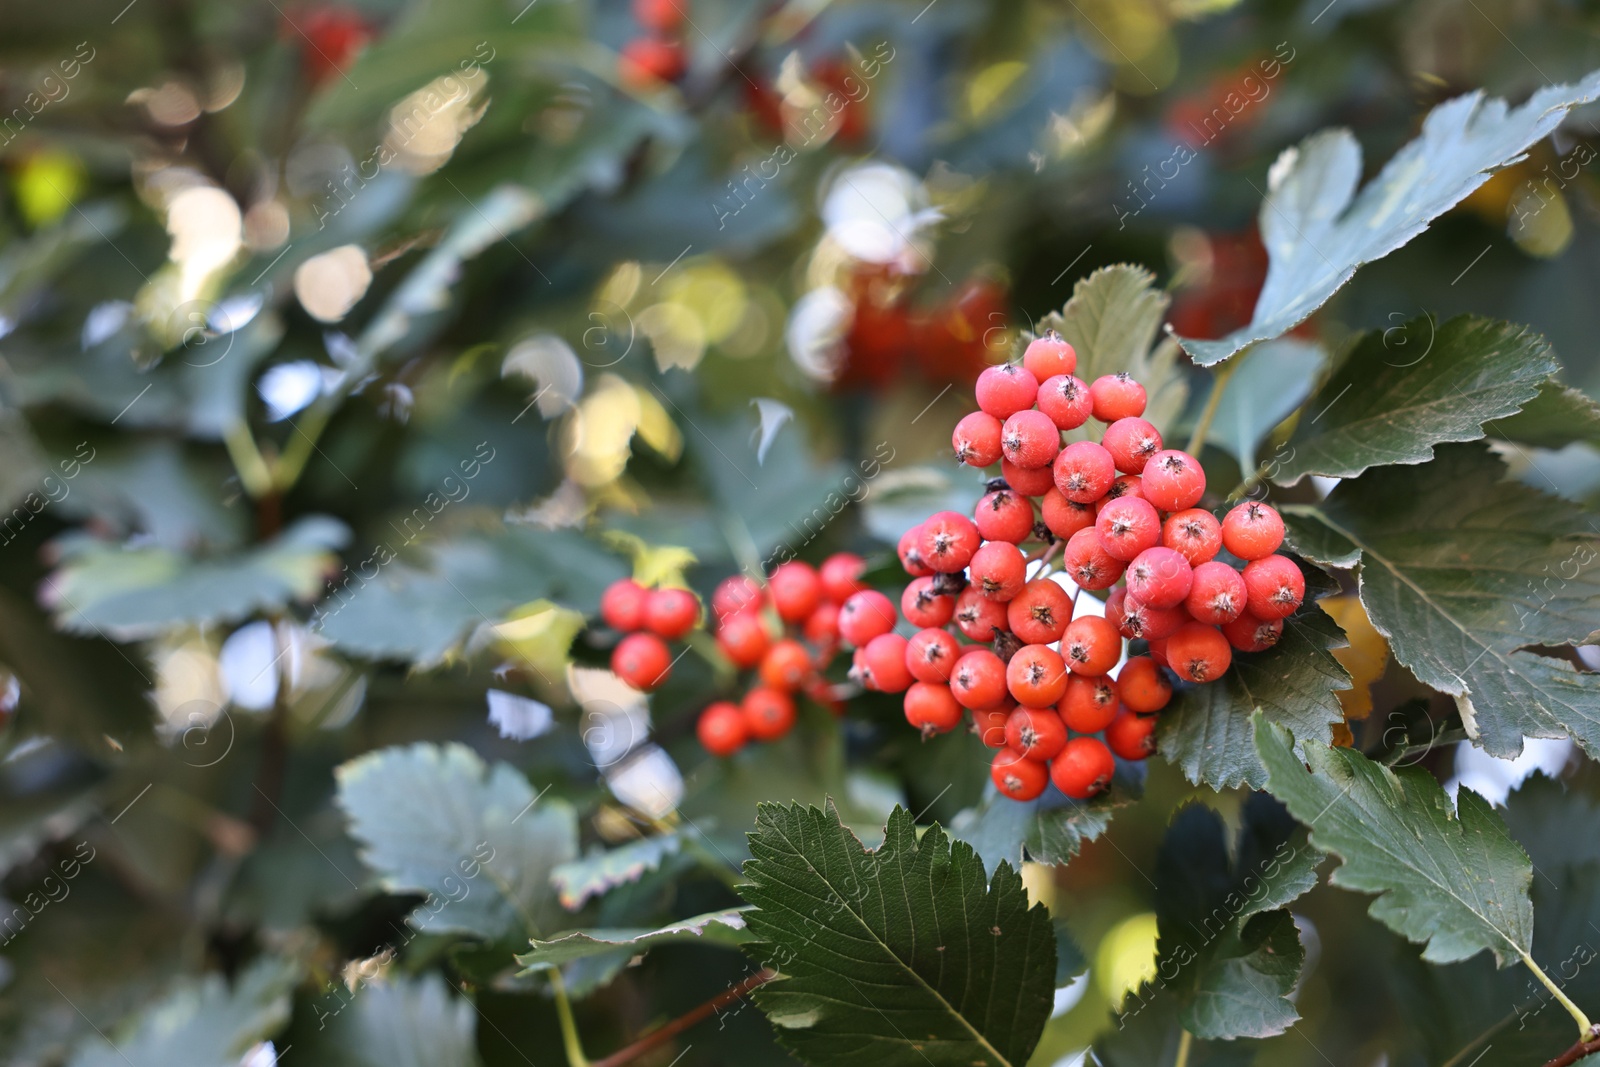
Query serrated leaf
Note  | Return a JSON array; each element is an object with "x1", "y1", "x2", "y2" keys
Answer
[
  {"x1": 1256, "y1": 715, "x2": 1534, "y2": 967},
  {"x1": 1489, "y1": 378, "x2": 1600, "y2": 450},
  {"x1": 515, "y1": 908, "x2": 750, "y2": 971},
  {"x1": 304, "y1": 974, "x2": 481, "y2": 1067},
  {"x1": 336, "y1": 742, "x2": 578, "y2": 941},
  {"x1": 949, "y1": 769, "x2": 1140, "y2": 875},
  {"x1": 550, "y1": 832, "x2": 688, "y2": 910},
  {"x1": 1032, "y1": 265, "x2": 1187, "y2": 435},
  {"x1": 1283, "y1": 443, "x2": 1600, "y2": 760},
  {"x1": 1159, "y1": 596, "x2": 1352, "y2": 790},
  {"x1": 1176, "y1": 73, "x2": 1600, "y2": 365},
  {"x1": 1208, "y1": 337, "x2": 1324, "y2": 471},
  {"x1": 1270, "y1": 317, "x2": 1556, "y2": 485},
  {"x1": 45, "y1": 516, "x2": 348, "y2": 640},
  {"x1": 67, "y1": 957, "x2": 298, "y2": 1067},
  {"x1": 740, "y1": 802, "x2": 1055, "y2": 1067}
]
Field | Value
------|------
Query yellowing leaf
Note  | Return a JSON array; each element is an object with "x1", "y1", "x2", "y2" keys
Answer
[
  {"x1": 16, "y1": 151, "x2": 86, "y2": 227},
  {"x1": 600, "y1": 530, "x2": 697, "y2": 589},
  {"x1": 1323, "y1": 594, "x2": 1389, "y2": 722},
  {"x1": 493, "y1": 600, "x2": 585, "y2": 681}
]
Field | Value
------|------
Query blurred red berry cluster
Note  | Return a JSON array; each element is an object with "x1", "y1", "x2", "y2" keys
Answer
[{"x1": 619, "y1": 0, "x2": 688, "y2": 89}]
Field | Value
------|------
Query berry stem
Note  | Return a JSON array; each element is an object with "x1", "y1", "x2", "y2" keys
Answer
[
  {"x1": 1520, "y1": 948, "x2": 1596, "y2": 1039},
  {"x1": 1173, "y1": 1027, "x2": 1194, "y2": 1067},
  {"x1": 1185, "y1": 359, "x2": 1238, "y2": 456}
]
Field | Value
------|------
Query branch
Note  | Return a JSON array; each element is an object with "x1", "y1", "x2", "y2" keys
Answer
[
  {"x1": 1543, "y1": 1031, "x2": 1600, "y2": 1067},
  {"x1": 591, "y1": 968, "x2": 777, "y2": 1067}
]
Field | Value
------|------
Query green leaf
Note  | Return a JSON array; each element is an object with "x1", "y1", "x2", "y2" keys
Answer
[
  {"x1": 335, "y1": 742, "x2": 578, "y2": 941},
  {"x1": 515, "y1": 908, "x2": 751, "y2": 971},
  {"x1": 1159, "y1": 588, "x2": 1351, "y2": 791},
  {"x1": 949, "y1": 770, "x2": 1140, "y2": 874},
  {"x1": 1283, "y1": 443, "x2": 1600, "y2": 760},
  {"x1": 551, "y1": 832, "x2": 688, "y2": 911},
  {"x1": 1175, "y1": 72, "x2": 1600, "y2": 365},
  {"x1": 1094, "y1": 994, "x2": 1256, "y2": 1067},
  {"x1": 67, "y1": 957, "x2": 298, "y2": 1067},
  {"x1": 45, "y1": 516, "x2": 348, "y2": 640},
  {"x1": 313, "y1": 527, "x2": 624, "y2": 667},
  {"x1": 741, "y1": 802, "x2": 1055, "y2": 1067},
  {"x1": 1270, "y1": 317, "x2": 1557, "y2": 485},
  {"x1": 1488, "y1": 378, "x2": 1600, "y2": 451},
  {"x1": 1032, "y1": 264, "x2": 1188, "y2": 435},
  {"x1": 304, "y1": 974, "x2": 482, "y2": 1067},
  {"x1": 1255, "y1": 715, "x2": 1534, "y2": 967},
  {"x1": 1207, "y1": 337, "x2": 1323, "y2": 471}
]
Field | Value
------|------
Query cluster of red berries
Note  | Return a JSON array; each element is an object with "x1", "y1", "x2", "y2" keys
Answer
[
  {"x1": 602, "y1": 579, "x2": 700, "y2": 692},
  {"x1": 835, "y1": 331, "x2": 1303, "y2": 803},
  {"x1": 692, "y1": 555, "x2": 868, "y2": 757},
  {"x1": 619, "y1": 0, "x2": 688, "y2": 88}
]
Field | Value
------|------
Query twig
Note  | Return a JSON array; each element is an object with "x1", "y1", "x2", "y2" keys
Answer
[
  {"x1": 1543, "y1": 1030, "x2": 1600, "y2": 1067},
  {"x1": 550, "y1": 970, "x2": 591, "y2": 1067},
  {"x1": 1521, "y1": 950, "x2": 1596, "y2": 1039},
  {"x1": 591, "y1": 969, "x2": 777, "y2": 1067},
  {"x1": 1185, "y1": 359, "x2": 1238, "y2": 456},
  {"x1": 1173, "y1": 1027, "x2": 1194, "y2": 1067}
]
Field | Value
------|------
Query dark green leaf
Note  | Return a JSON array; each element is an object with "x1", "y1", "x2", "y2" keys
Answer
[
  {"x1": 515, "y1": 908, "x2": 750, "y2": 971},
  {"x1": 1176, "y1": 73, "x2": 1600, "y2": 365},
  {"x1": 335, "y1": 742, "x2": 578, "y2": 941},
  {"x1": 1271, "y1": 317, "x2": 1556, "y2": 485},
  {"x1": 949, "y1": 771, "x2": 1139, "y2": 874},
  {"x1": 1283, "y1": 443, "x2": 1600, "y2": 760},
  {"x1": 1488, "y1": 378, "x2": 1600, "y2": 451},
  {"x1": 1256, "y1": 715, "x2": 1534, "y2": 966},
  {"x1": 741, "y1": 802, "x2": 1055, "y2": 1067}
]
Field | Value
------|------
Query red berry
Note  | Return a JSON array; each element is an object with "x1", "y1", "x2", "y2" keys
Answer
[
  {"x1": 600, "y1": 578, "x2": 650, "y2": 632},
  {"x1": 1167, "y1": 621, "x2": 1233, "y2": 683},
  {"x1": 1089, "y1": 373, "x2": 1147, "y2": 422},
  {"x1": 1117, "y1": 656, "x2": 1172, "y2": 714},
  {"x1": 1222, "y1": 501, "x2": 1286, "y2": 561},
  {"x1": 906, "y1": 627, "x2": 962, "y2": 683},
  {"x1": 1005, "y1": 706, "x2": 1068, "y2": 761},
  {"x1": 1061, "y1": 615, "x2": 1121, "y2": 676},
  {"x1": 1105, "y1": 708, "x2": 1158, "y2": 761},
  {"x1": 1050, "y1": 737, "x2": 1115, "y2": 799},
  {"x1": 633, "y1": 0, "x2": 685, "y2": 34},
  {"x1": 760, "y1": 639, "x2": 813, "y2": 691},
  {"x1": 1053, "y1": 440, "x2": 1117, "y2": 504},
  {"x1": 619, "y1": 37, "x2": 686, "y2": 86},
  {"x1": 1242, "y1": 554, "x2": 1305, "y2": 620},
  {"x1": 1023, "y1": 331, "x2": 1077, "y2": 381},
  {"x1": 820, "y1": 553, "x2": 867, "y2": 602},
  {"x1": 612, "y1": 632, "x2": 672, "y2": 691},
  {"x1": 974, "y1": 489, "x2": 1036, "y2": 544},
  {"x1": 1105, "y1": 474, "x2": 1145, "y2": 504},
  {"x1": 712, "y1": 574, "x2": 763, "y2": 620},
  {"x1": 644, "y1": 587, "x2": 700, "y2": 639},
  {"x1": 905, "y1": 682, "x2": 964, "y2": 736},
  {"x1": 1095, "y1": 496, "x2": 1162, "y2": 562},
  {"x1": 1036, "y1": 374, "x2": 1093, "y2": 431},
  {"x1": 804, "y1": 601, "x2": 841, "y2": 648},
  {"x1": 1041, "y1": 489, "x2": 1095, "y2": 541},
  {"x1": 973, "y1": 706, "x2": 1012, "y2": 747},
  {"x1": 1062, "y1": 527, "x2": 1125, "y2": 591},
  {"x1": 1223, "y1": 611, "x2": 1283, "y2": 652},
  {"x1": 918, "y1": 511, "x2": 981, "y2": 574},
  {"x1": 975, "y1": 363, "x2": 1039, "y2": 419},
  {"x1": 1162, "y1": 509, "x2": 1223, "y2": 566},
  {"x1": 970, "y1": 541, "x2": 1027, "y2": 601},
  {"x1": 954, "y1": 587, "x2": 1008, "y2": 642},
  {"x1": 1000, "y1": 457, "x2": 1056, "y2": 496},
  {"x1": 697, "y1": 701, "x2": 748, "y2": 756},
  {"x1": 1059, "y1": 675, "x2": 1119, "y2": 732},
  {"x1": 1001, "y1": 409, "x2": 1062, "y2": 470},
  {"x1": 1006, "y1": 578, "x2": 1074, "y2": 645},
  {"x1": 953, "y1": 411, "x2": 1004, "y2": 467},
  {"x1": 1100, "y1": 417, "x2": 1163, "y2": 475},
  {"x1": 1186, "y1": 561, "x2": 1248, "y2": 625},
  {"x1": 1141, "y1": 450, "x2": 1207, "y2": 512},
  {"x1": 769, "y1": 562, "x2": 822, "y2": 623},
  {"x1": 1104, "y1": 586, "x2": 1127, "y2": 633},
  {"x1": 951, "y1": 648, "x2": 1008, "y2": 710},
  {"x1": 1119, "y1": 595, "x2": 1188, "y2": 641},
  {"x1": 717, "y1": 611, "x2": 770, "y2": 668},
  {"x1": 901, "y1": 576, "x2": 955, "y2": 628},
  {"x1": 1126, "y1": 546, "x2": 1194, "y2": 610},
  {"x1": 898, "y1": 525, "x2": 934, "y2": 578},
  {"x1": 857, "y1": 633, "x2": 912, "y2": 692},
  {"x1": 1006, "y1": 644, "x2": 1069, "y2": 708},
  {"x1": 1147, "y1": 636, "x2": 1169, "y2": 668},
  {"x1": 742, "y1": 687, "x2": 796, "y2": 740},
  {"x1": 993, "y1": 747, "x2": 1050, "y2": 801},
  {"x1": 839, "y1": 590, "x2": 897, "y2": 646}
]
